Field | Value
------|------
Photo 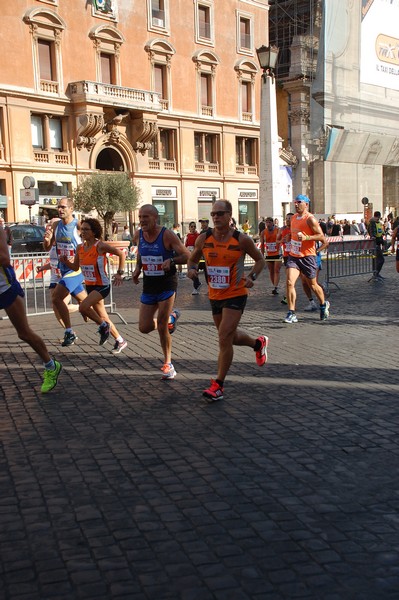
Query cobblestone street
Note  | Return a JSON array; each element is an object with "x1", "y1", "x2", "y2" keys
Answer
[{"x1": 1, "y1": 260, "x2": 399, "y2": 599}]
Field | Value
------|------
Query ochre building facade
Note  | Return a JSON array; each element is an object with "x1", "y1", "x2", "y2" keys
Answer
[{"x1": 0, "y1": 0, "x2": 271, "y2": 232}]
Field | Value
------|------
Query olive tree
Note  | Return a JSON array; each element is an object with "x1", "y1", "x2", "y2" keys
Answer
[{"x1": 72, "y1": 172, "x2": 140, "y2": 237}]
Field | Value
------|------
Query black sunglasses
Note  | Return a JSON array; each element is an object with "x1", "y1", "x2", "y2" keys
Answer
[{"x1": 210, "y1": 211, "x2": 229, "y2": 217}]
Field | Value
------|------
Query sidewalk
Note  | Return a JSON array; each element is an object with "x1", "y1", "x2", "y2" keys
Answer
[{"x1": 1, "y1": 261, "x2": 399, "y2": 599}]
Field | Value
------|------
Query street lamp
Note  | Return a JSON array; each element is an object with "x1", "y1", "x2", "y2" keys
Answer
[{"x1": 256, "y1": 45, "x2": 281, "y2": 221}]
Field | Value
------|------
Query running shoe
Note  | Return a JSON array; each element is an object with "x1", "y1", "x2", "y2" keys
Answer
[
  {"x1": 98, "y1": 322, "x2": 110, "y2": 345},
  {"x1": 112, "y1": 339, "x2": 127, "y2": 354},
  {"x1": 61, "y1": 331, "x2": 77, "y2": 347},
  {"x1": 284, "y1": 311, "x2": 298, "y2": 324},
  {"x1": 271, "y1": 288, "x2": 279, "y2": 296},
  {"x1": 320, "y1": 300, "x2": 330, "y2": 321},
  {"x1": 304, "y1": 300, "x2": 318, "y2": 312},
  {"x1": 203, "y1": 379, "x2": 224, "y2": 402},
  {"x1": 161, "y1": 363, "x2": 177, "y2": 380},
  {"x1": 41, "y1": 360, "x2": 62, "y2": 394},
  {"x1": 255, "y1": 335, "x2": 269, "y2": 366},
  {"x1": 168, "y1": 309, "x2": 181, "y2": 334},
  {"x1": 191, "y1": 289, "x2": 199, "y2": 295},
  {"x1": 281, "y1": 297, "x2": 288, "y2": 305}
]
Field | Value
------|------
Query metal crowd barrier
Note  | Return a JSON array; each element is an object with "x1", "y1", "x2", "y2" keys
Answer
[
  {"x1": 0, "y1": 252, "x2": 126, "y2": 324},
  {"x1": 323, "y1": 237, "x2": 377, "y2": 292}
]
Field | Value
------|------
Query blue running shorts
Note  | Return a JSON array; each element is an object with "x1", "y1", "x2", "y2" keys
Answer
[{"x1": 141, "y1": 290, "x2": 175, "y2": 305}]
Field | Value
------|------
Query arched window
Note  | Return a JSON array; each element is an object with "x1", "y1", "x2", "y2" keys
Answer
[
  {"x1": 192, "y1": 50, "x2": 219, "y2": 117},
  {"x1": 23, "y1": 8, "x2": 66, "y2": 94},
  {"x1": 89, "y1": 25, "x2": 125, "y2": 86},
  {"x1": 145, "y1": 39, "x2": 175, "y2": 111},
  {"x1": 234, "y1": 59, "x2": 258, "y2": 122}
]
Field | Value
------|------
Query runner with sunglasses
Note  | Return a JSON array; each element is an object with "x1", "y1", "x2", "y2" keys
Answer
[
  {"x1": 43, "y1": 198, "x2": 87, "y2": 347},
  {"x1": 187, "y1": 199, "x2": 269, "y2": 402}
]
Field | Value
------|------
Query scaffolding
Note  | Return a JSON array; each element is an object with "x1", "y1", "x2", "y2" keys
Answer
[{"x1": 268, "y1": 0, "x2": 319, "y2": 80}]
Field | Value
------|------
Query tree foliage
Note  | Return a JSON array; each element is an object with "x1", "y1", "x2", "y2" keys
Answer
[{"x1": 72, "y1": 172, "x2": 140, "y2": 235}]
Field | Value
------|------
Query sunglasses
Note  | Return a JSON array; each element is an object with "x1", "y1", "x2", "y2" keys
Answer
[{"x1": 210, "y1": 211, "x2": 229, "y2": 217}]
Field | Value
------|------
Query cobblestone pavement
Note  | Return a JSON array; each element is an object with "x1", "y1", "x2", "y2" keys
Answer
[{"x1": 1, "y1": 258, "x2": 399, "y2": 600}]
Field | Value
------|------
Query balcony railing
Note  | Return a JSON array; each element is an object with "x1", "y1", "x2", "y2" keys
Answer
[
  {"x1": 40, "y1": 80, "x2": 59, "y2": 94},
  {"x1": 242, "y1": 112, "x2": 253, "y2": 122},
  {"x1": 34, "y1": 150, "x2": 71, "y2": 164},
  {"x1": 149, "y1": 159, "x2": 177, "y2": 171},
  {"x1": 236, "y1": 164, "x2": 257, "y2": 175},
  {"x1": 202, "y1": 105, "x2": 213, "y2": 117},
  {"x1": 68, "y1": 81, "x2": 162, "y2": 112},
  {"x1": 195, "y1": 162, "x2": 219, "y2": 173}
]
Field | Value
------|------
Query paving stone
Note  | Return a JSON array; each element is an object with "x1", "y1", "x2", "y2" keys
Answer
[{"x1": 1, "y1": 268, "x2": 399, "y2": 598}]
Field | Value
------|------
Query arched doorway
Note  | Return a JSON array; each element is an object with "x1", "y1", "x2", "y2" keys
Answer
[{"x1": 96, "y1": 147, "x2": 125, "y2": 171}]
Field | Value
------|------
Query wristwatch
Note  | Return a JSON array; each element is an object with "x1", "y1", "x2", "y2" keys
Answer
[
  {"x1": 170, "y1": 258, "x2": 175, "y2": 267},
  {"x1": 250, "y1": 273, "x2": 257, "y2": 281},
  {"x1": 116, "y1": 269, "x2": 125, "y2": 275}
]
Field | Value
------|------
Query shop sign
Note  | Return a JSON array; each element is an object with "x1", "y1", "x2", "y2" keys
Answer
[
  {"x1": 151, "y1": 186, "x2": 177, "y2": 199},
  {"x1": 238, "y1": 189, "x2": 258, "y2": 199},
  {"x1": 20, "y1": 188, "x2": 39, "y2": 206}
]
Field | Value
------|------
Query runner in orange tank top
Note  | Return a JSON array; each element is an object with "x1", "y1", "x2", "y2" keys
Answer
[
  {"x1": 60, "y1": 218, "x2": 128, "y2": 353},
  {"x1": 284, "y1": 195, "x2": 330, "y2": 323},
  {"x1": 260, "y1": 217, "x2": 281, "y2": 296},
  {"x1": 187, "y1": 199, "x2": 269, "y2": 403}
]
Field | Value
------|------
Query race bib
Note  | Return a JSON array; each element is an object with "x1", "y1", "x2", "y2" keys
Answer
[
  {"x1": 207, "y1": 266, "x2": 230, "y2": 289},
  {"x1": 51, "y1": 266, "x2": 61, "y2": 279},
  {"x1": 266, "y1": 242, "x2": 277, "y2": 253},
  {"x1": 81, "y1": 264, "x2": 96, "y2": 282},
  {"x1": 290, "y1": 240, "x2": 302, "y2": 255},
  {"x1": 142, "y1": 255, "x2": 164, "y2": 276},
  {"x1": 57, "y1": 242, "x2": 75, "y2": 259}
]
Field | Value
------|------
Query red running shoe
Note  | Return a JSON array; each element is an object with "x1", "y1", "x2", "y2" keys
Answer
[
  {"x1": 203, "y1": 379, "x2": 224, "y2": 402},
  {"x1": 255, "y1": 335, "x2": 268, "y2": 366}
]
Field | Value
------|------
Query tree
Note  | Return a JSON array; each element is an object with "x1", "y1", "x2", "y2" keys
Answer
[{"x1": 72, "y1": 172, "x2": 140, "y2": 237}]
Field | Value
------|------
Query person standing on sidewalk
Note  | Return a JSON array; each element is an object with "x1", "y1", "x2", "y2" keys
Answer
[
  {"x1": 0, "y1": 227, "x2": 62, "y2": 393},
  {"x1": 132, "y1": 205, "x2": 190, "y2": 380},
  {"x1": 367, "y1": 210, "x2": 385, "y2": 281},
  {"x1": 187, "y1": 199, "x2": 268, "y2": 403},
  {"x1": 43, "y1": 198, "x2": 87, "y2": 347},
  {"x1": 60, "y1": 218, "x2": 128, "y2": 354},
  {"x1": 284, "y1": 195, "x2": 330, "y2": 323}
]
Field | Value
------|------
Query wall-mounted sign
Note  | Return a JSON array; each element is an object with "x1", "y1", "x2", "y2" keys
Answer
[
  {"x1": 151, "y1": 186, "x2": 177, "y2": 199},
  {"x1": 238, "y1": 189, "x2": 258, "y2": 199},
  {"x1": 197, "y1": 188, "x2": 219, "y2": 198},
  {"x1": 20, "y1": 188, "x2": 39, "y2": 206}
]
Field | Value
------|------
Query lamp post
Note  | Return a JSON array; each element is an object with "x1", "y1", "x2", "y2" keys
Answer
[{"x1": 256, "y1": 45, "x2": 281, "y2": 221}]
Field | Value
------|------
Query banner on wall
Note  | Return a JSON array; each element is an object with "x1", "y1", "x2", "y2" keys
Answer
[{"x1": 360, "y1": 0, "x2": 399, "y2": 90}]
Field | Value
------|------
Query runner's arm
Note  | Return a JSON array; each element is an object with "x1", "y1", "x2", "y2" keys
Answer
[
  {"x1": 59, "y1": 245, "x2": 81, "y2": 271},
  {"x1": 163, "y1": 230, "x2": 190, "y2": 271}
]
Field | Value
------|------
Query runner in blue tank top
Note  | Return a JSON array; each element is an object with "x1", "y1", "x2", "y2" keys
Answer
[
  {"x1": 0, "y1": 227, "x2": 62, "y2": 393},
  {"x1": 132, "y1": 204, "x2": 190, "y2": 380},
  {"x1": 43, "y1": 198, "x2": 87, "y2": 346}
]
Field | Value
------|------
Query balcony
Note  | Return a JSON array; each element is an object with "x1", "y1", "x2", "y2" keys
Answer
[
  {"x1": 236, "y1": 165, "x2": 257, "y2": 176},
  {"x1": 40, "y1": 80, "x2": 59, "y2": 94},
  {"x1": 195, "y1": 162, "x2": 219, "y2": 174},
  {"x1": 201, "y1": 105, "x2": 213, "y2": 117},
  {"x1": 68, "y1": 81, "x2": 162, "y2": 113},
  {"x1": 33, "y1": 150, "x2": 71, "y2": 164},
  {"x1": 148, "y1": 159, "x2": 177, "y2": 171}
]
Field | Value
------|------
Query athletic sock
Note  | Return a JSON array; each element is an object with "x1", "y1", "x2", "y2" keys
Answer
[
  {"x1": 216, "y1": 379, "x2": 224, "y2": 388},
  {"x1": 253, "y1": 339, "x2": 262, "y2": 351},
  {"x1": 44, "y1": 359, "x2": 55, "y2": 370},
  {"x1": 116, "y1": 335, "x2": 123, "y2": 343}
]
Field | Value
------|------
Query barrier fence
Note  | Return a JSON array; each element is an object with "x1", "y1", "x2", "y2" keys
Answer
[
  {"x1": 1, "y1": 253, "x2": 126, "y2": 323},
  {"x1": 1, "y1": 237, "x2": 384, "y2": 321},
  {"x1": 323, "y1": 237, "x2": 378, "y2": 292}
]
